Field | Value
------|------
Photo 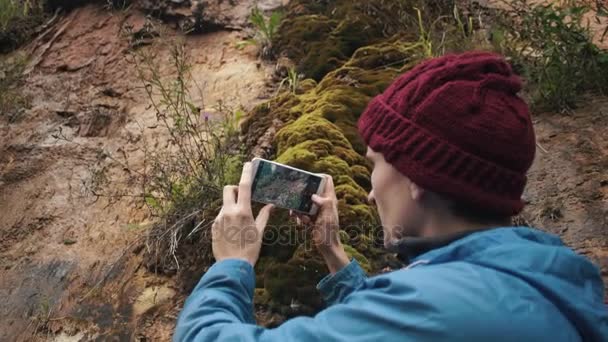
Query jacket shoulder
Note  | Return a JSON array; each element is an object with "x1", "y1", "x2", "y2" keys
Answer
[{"x1": 354, "y1": 262, "x2": 580, "y2": 341}]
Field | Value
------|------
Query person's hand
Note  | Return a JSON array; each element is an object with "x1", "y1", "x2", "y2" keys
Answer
[
  {"x1": 211, "y1": 162, "x2": 274, "y2": 267},
  {"x1": 292, "y1": 175, "x2": 350, "y2": 274}
]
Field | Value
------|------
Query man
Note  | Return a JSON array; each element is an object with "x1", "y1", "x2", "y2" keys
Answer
[{"x1": 174, "y1": 52, "x2": 608, "y2": 341}]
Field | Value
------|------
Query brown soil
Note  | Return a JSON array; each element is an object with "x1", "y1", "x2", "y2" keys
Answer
[{"x1": 521, "y1": 96, "x2": 608, "y2": 300}]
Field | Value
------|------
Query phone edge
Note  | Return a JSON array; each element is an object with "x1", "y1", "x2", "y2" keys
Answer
[{"x1": 308, "y1": 175, "x2": 326, "y2": 216}]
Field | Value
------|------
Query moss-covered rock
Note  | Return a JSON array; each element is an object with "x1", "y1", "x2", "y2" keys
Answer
[
  {"x1": 254, "y1": 288, "x2": 272, "y2": 306},
  {"x1": 260, "y1": 218, "x2": 302, "y2": 263},
  {"x1": 274, "y1": 0, "x2": 421, "y2": 81},
  {"x1": 275, "y1": 114, "x2": 352, "y2": 154},
  {"x1": 241, "y1": 93, "x2": 302, "y2": 157},
  {"x1": 255, "y1": 257, "x2": 279, "y2": 288},
  {"x1": 239, "y1": 0, "x2": 430, "y2": 314},
  {"x1": 343, "y1": 244, "x2": 372, "y2": 273},
  {"x1": 263, "y1": 257, "x2": 326, "y2": 310},
  {"x1": 351, "y1": 164, "x2": 372, "y2": 190}
]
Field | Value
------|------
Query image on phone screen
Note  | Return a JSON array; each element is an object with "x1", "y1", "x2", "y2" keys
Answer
[{"x1": 251, "y1": 160, "x2": 323, "y2": 213}]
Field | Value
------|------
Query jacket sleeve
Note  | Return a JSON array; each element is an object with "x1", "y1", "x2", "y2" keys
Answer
[
  {"x1": 316, "y1": 258, "x2": 367, "y2": 306},
  {"x1": 173, "y1": 259, "x2": 447, "y2": 342}
]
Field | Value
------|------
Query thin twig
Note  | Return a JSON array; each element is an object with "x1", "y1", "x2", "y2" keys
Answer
[{"x1": 536, "y1": 141, "x2": 549, "y2": 153}]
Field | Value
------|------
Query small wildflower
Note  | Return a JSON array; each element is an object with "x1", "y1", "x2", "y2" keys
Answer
[{"x1": 201, "y1": 112, "x2": 212, "y2": 122}]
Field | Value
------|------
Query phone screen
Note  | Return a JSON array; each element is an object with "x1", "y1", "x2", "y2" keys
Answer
[{"x1": 251, "y1": 160, "x2": 323, "y2": 213}]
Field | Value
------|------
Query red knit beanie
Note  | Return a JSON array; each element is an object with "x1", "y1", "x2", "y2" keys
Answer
[{"x1": 357, "y1": 51, "x2": 536, "y2": 216}]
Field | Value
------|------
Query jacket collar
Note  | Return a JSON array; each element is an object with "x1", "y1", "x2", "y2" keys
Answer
[{"x1": 392, "y1": 227, "x2": 493, "y2": 264}]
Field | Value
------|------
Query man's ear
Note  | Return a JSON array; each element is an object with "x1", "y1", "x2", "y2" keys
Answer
[{"x1": 409, "y1": 182, "x2": 424, "y2": 201}]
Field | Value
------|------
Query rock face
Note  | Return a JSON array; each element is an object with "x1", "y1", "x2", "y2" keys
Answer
[
  {"x1": 0, "y1": 2, "x2": 273, "y2": 340},
  {"x1": 137, "y1": 0, "x2": 287, "y2": 32}
]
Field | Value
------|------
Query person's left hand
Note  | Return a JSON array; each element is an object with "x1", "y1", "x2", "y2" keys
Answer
[{"x1": 211, "y1": 162, "x2": 274, "y2": 267}]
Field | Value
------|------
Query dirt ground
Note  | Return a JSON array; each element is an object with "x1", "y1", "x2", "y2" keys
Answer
[{"x1": 0, "y1": 1, "x2": 607, "y2": 341}]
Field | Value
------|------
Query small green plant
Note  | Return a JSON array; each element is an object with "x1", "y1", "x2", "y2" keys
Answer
[
  {"x1": 0, "y1": 0, "x2": 46, "y2": 52},
  {"x1": 410, "y1": 6, "x2": 478, "y2": 58},
  {"x1": 413, "y1": 7, "x2": 435, "y2": 58},
  {"x1": 0, "y1": 0, "x2": 43, "y2": 31},
  {"x1": 236, "y1": 7, "x2": 282, "y2": 59},
  {"x1": 453, "y1": 4, "x2": 474, "y2": 41},
  {"x1": 0, "y1": 0, "x2": 20, "y2": 32},
  {"x1": 28, "y1": 294, "x2": 54, "y2": 338},
  {"x1": 126, "y1": 39, "x2": 246, "y2": 272},
  {"x1": 495, "y1": 0, "x2": 608, "y2": 111},
  {"x1": 276, "y1": 67, "x2": 301, "y2": 95},
  {"x1": 0, "y1": 53, "x2": 30, "y2": 122}
]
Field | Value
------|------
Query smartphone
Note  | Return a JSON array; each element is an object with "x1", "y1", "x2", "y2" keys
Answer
[{"x1": 251, "y1": 158, "x2": 326, "y2": 215}]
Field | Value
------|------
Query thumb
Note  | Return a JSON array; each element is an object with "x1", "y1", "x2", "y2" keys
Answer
[
  {"x1": 311, "y1": 194, "x2": 329, "y2": 207},
  {"x1": 255, "y1": 204, "x2": 274, "y2": 232}
]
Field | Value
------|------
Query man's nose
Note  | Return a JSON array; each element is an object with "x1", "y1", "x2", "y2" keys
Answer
[{"x1": 367, "y1": 189, "x2": 375, "y2": 205}]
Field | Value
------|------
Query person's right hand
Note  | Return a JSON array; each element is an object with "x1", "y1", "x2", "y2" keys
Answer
[{"x1": 292, "y1": 175, "x2": 350, "y2": 274}]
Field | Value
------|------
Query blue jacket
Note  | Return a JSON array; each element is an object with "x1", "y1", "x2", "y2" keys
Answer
[{"x1": 174, "y1": 227, "x2": 608, "y2": 341}]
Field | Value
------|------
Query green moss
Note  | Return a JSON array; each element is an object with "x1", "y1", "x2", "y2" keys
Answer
[
  {"x1": 344, "y1": 40, "x2": 421, "y2": 70},
  {"x1": 336, "y1": 122, "x2": 366, "y2": 155},
  {"x1": 260, "y1": 215, "x2": 302, "y2": 262},
  {"x1": 311, "y1": 156, "x2": 351, "y2": 179},
  {"x1": 0, "y1": 4, "x2": 46, "y2": 54},
  {"x1": 239, "y1": 1, "x2": 433, "y2": 312},
  {"x1": 275, "y1": 146, "x2": 318, "y2": 170},
  {"x1": 338, "y1": 201, "x2": 377, "y2": 232},
  {"x1": 351, "y1": 164, "x2": 371, "y2": 190},
  {"x1": 300, "y1": 85, "x2": 370, "y2": 121},
  {"x1": 274, "y1": 0, "x2": 420, "y2": 81},
  {"x1": 343, "y1": 244, "x2": 372, "y2": 273},
  {"x1": 275, "y1": 114, "x2": 352, "y2": 155},
  {"x1": 334, "y1": 179, "x2": 368, "y2": 205},
  {"x1": 255, "y1": 257, "x2": 278, "y2": 288},
  {"x1": 333, "y1": 146, "x2": 366, "y2": 165},
  {"x1": 263, "y1": 263, "x2": 301, "y2": 305},
  {"x1": 241, "y1": 93, "x2": 302, "y2": 154},
  {"x1": 254, "y1": 288, "x2": 272, "y2": 306},
  {"x1": 274, "y1": 15, "x2": 345, "y2": 81},
  {"x1": 297, "y1": 78, "x2": 318, "y2": 94},
  {"x1": 350, "y1": 233, "x2": 375, "y2": 256},
  {"x1": 263, "y1": 256, "x2": 326, "y2": 309}
]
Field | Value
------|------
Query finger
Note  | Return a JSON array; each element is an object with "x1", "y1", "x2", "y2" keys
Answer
[
  {"x1": 292, "y1": 212, "x2": 311, "y2": 225},
  {"x1": 300, "y1": 215, "x2": 312, "y2": 225},
  {"x1": 255, "y1": 204, "x2": 274, "y2": 232},
  {"x1": 320, "y1": 174, "x2": 336, "y2": 198},
  {"x1": 214, "y1": 206, "x2": 225, "y2": 223},
  {"x1": 295, "y1": 213, "x2": 310, "y2": 224},
  {"x1": 223, "y1": 185, "x2": 237, "y2": 207},
  {"x1": 238, "y1": 162, "x2": 253, "y2": 206},
  {"x1": 312, "y1": 194, "x2": 330, "y2": 207}
]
